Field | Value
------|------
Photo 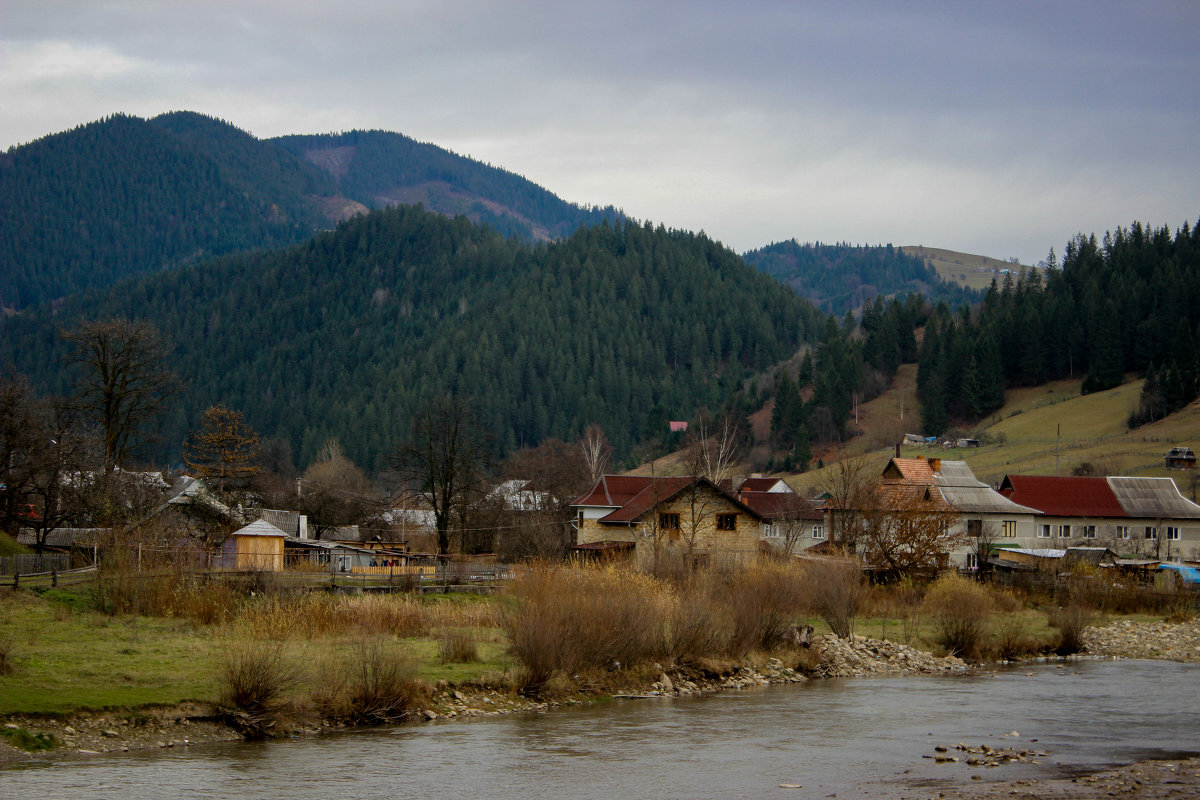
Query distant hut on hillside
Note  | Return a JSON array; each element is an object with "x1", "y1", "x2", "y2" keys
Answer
[{"x1": 1164, "y1": 446, "x2": 1196, "y2": 470}]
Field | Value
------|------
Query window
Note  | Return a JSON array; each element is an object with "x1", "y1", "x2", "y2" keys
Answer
[
  {"x1": 811, "y1": 525, "x2": 826, "y2": 539},
  {"x1": 659, "y1": 513, "x2": 680, "y2": 530},
  {"x1": 1165, "y1": 526, "x2": 1180, "y2": 541},
  {"x1": 966, "y1": 519, "x2": 983, "y2": 537},
  {"x1": 1037, "y1": 524, "x2": 1051, "y2": 538},
  {"x1": 1145, "y1": 526, "x2": 1158, "y2": 540},
  {"x1": 716, "y1": 513, "x2": 737, "y2": 531},
  {"x1": 762, "y1": 523, "x2": 776, "y2": 538},
  {"x1": 1057, "y1": 524, "x2": 1071, "y2": 539},
  {"x1": 965, "y1": 553, "x2": 979, "y2": 571},
  {"x1": 1117, "y1": 526, "x2": 1130, "y2": 540},
  {"x1": 1082, "y1": 525, "x2": 1096, "y2": 539},
  {"x1": 1002, "y1": 520, "x2": 1017, "y2": 538}
]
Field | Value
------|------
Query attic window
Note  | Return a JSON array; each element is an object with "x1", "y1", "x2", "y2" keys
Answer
[
  {"x1": 716, "y1": 513, "x2": 737, "y2": 531},
  {"x1": 659, "y1": 513, "x2": 681, "y2": 530}
]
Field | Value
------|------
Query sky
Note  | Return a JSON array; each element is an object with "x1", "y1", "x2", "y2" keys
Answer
[{"x1": 3, "y1": 1, "x2": 1198, "y2": 265}]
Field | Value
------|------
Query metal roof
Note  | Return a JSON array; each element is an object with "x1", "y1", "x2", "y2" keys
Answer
[
  {"x1": 937, "y1": 484, "x2": 1042, "y2": 515},
  {"x1": 232, "y1": 519, "x2": 287, "y2": 538},
  {"x1": 999, "y1": 475, "x2": 1128, "y2": 518},
  {"x1": 1106, "y1": 477, "x2": 1200, "y2": 519}
]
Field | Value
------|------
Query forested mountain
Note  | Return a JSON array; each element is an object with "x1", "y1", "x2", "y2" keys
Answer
[
  {"x1": 0, "y1": 113, "x2": 621, "y2": 310},
  {"x1": 273, "y1": 130, "x2": 620, "y2": 241},
  {"x1": 917, "y1": 220, "x2": 1200, "y2": 433},
  {"x1": 743, "y1": 240, "x2": 978, "y2": 315},
  {"x1": 1, "y1": 207, "x2": 825, "y2": 472},
  {"x1": 0, "y1": 112, "x2": 332, "y2": 309}
]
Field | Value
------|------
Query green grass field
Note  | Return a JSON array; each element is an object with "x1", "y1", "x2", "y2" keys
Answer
[{"x1": 0, "y1": 587, "x2": 512, "y2": 716}]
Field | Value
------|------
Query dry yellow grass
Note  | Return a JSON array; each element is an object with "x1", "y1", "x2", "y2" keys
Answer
[{"x1": 900, "y1": 245, "x2": 1035, "y2": 291}]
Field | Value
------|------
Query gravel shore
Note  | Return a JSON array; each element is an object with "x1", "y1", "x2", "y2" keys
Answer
[{"x1": 2, "y1": 617, "x2": 1196, "y2": 777}]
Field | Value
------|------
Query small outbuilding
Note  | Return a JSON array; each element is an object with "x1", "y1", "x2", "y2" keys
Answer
[{"x1": 1164, "y1": 446, "x2": 1197, "y2": 470}]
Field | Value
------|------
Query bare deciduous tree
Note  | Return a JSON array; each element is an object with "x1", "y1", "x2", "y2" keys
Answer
[
  {"x1": 299, "y1": 439, "x2": 380, "y2": 540},
  {"x1": 817, "y1": 455, "x2": 875, "y2": 553},
  {"x1": 392, "y1": 397, "x2": 490, "y2": 555},
  {"x1": 62, "y1": 318, "x2": 177, "y2": 471},
  {"x1": 684, "y1": 410, "x2": 746, "y2": 484},
  {"x1": 858, "y1": 485, "x2": 965, "y2": 579},
  {"x1": 578, "y1": 424, "x2": 612, "y2": 484}
]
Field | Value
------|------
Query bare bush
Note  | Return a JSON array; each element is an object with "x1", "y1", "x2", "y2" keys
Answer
[
  {"x1": 504, "y1": 563, "x2": 671, "y2": 693},
  {"x1": 1049, "y1": 605, "x2": 1093, "y2": 655},
  {"x1": 221, "y1": 639, "x2": 297, "y2": 738},
  {"x1": 806, "y1": 558, "x2": 866, "y2": 639},
  {"x1": 667, "y1": 584, "x2": 731, "y2": 663},
  {"x1": 0, "y1": 634, "x2": 13, "y2": 675},
  {"x1": 437, "y1": 628, "x2": 479, "y2": 663},
  {"x1": 922, "y1": 574, "x2": 992, "y2": 660},
  {"x1": 342, "y1": 640, "x2": 426, "y2": 724},
  {"x1": 722, "y1": 560, "x2": 810, "y2": 656}
]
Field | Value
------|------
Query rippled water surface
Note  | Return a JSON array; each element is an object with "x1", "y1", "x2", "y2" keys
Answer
[{"x1": 3, "y1": 660, "x2": 1198, "y2": 799}]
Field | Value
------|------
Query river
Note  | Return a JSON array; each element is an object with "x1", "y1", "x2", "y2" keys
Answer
[{"x1": 3, "y1": 660, "x2": 1198, "y2": 799}]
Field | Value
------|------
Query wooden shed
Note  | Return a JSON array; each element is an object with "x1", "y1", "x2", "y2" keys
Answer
[{"x1": 223, "y1": 520, "x2": 286, "y2": 571}]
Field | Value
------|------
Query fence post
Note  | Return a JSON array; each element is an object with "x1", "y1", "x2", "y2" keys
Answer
[
  {"x1": 13, "y1": 571, "x2": 18, "y2": 589},
  {"x1": 52, "y1": 568, "x2": 58, "y2": 588}
]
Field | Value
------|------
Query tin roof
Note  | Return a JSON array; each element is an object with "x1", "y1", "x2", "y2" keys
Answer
[
  {"x1": 233, "y1": 520, "x2": 287, "y2": 538},
  {"x1": 1106, "y1": 477, "x2": 1200, "y2": 519}
]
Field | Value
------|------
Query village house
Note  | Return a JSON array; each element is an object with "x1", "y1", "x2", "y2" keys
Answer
[
  {"x1": 998, "y1": 474, "x2": 1200, "y2": 562},
  {"x1": 830, "y1": 458, "x2": 1042, "y2": 573},
  {"x1": 572, "y1": 475, "x2": 764, "y2": 568},
  {"x1": 722, "y1": 476, "x2": 826, "y2": 553}
]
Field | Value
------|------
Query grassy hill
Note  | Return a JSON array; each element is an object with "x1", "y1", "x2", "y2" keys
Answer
[
  {"x1": 791, "y1": 369, "x2": 1200, "y2": 497},
  {"x1": 900, "y1": 246, "x2": 1035, "y2": 292}
]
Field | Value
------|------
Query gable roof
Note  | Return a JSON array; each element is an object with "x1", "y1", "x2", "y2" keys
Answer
[
  {"x1": 882, "y1": 457, "x2": 939, "y2": 484},
  {"x1": 998, "y1": 475, "x2": 1127, "y2": 518},
  {"x1": 232, "y1": 519, "x2": 287, "y2": 538},
  {"x1": 738, "y1": 490, "x2": 823, "y2": 521},
  {"x1": 875, "y1": 458, "x2": 1037, "y2": 515},
  {"x1": 573, "y1": 475, "x2": 764, "y2": 525},
  {"x1": 998, "y1": 474, "x2": 1200, "y2": 520},
  {"x1": 1106, "y1": 477, "x2": 1200, "y2": 519}
]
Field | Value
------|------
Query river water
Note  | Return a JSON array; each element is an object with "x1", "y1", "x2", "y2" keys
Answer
[{"x1": 3, "y1": 660, "x2": 1198, "y2": 799}]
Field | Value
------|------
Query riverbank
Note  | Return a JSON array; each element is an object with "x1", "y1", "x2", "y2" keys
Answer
[
  {"x1": 924, "y1": 756, "x2": 1200, "y2": 800},
  {"x1": 2, "y1": 616, "x2": 1196, "y2": 771},
  {"x1": 0, "y1": 630, "x2": 965, "y2": 768}
]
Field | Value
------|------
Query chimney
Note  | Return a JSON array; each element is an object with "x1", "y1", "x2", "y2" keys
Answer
[
  {"x1": 298, "y1": 515, "x2": 309, "y2": 540},
  {"x1": 928, "y1": 457, "x2": 941, "y2": 472},
  {"x1": 895, "y1": 442, "x2": 901, "y2": 458}
]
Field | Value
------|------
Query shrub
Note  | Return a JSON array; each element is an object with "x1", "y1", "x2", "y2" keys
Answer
[
  {"x1": 0, "y1": 633, "x2": 13, "y2": 675},
  {"x1": 335, "y1": 640, "x2": 427, "y2": 724},
  {"x1": 922, "y1": 574, "x2": 991, "y2": 660},
  {"x1": 1049, "y1": 605, "x2": 1093, "y2": 655},
  {"x1": 0, "y1": 726, "x2": 57, "y2": 752},
  {"x1": 807, "y1": 559, "x2": 866, "y2": 639},
  {"x1": 504, "y1": 563, "x2": 670, "y2": 693},
  {"x1": 437, "y1": 628, "x2": 479, "y2": 663},
  {"x1": 723, "y1": 560, "x2": 810, "y2": 656},
  {"x1": 667, "y1": 584, "x2": 731, "y2": 664},
  {"x1": 220, "y1": 639, "x2": 297, "y2": 737}
]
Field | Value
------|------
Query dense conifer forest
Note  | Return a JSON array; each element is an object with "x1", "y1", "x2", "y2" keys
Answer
[
  {"x1": 1, "y1": 206, "x2": 825, "y2": 472},
  {"x1": 0, "y1": 113, "x2": 620, "y2": 309},
  {"x1": 742, "y1": 239, "x2": 978, "y2": 315},
  {"x1": 916, "y1": 221, "x2": 1200, "y2": 433}
]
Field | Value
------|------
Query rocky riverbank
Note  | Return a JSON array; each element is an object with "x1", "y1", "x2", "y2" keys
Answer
[
  {"x1": 0, "y1": 619, "x2": 1188, "y2": 768},
  {"x1": 922, "y1": 756, "x2": 1200, "y2": 800},
  {"x1": 1082, "y1": 617, "x2": 1200, "y2": 662}
]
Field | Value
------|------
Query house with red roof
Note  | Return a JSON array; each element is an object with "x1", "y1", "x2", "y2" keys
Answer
[
  {"x1": 998, "y1": 474, "x2": 1200, "y2": 561},
  {"x1": 571, "y1": 475, "x2": 764, "y2": 568}
]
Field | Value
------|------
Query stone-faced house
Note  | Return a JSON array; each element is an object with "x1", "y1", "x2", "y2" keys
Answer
[
  {"x1": 725, "y1": 476, "x2": 826, "y2": 553},
  {"x1": 572, "y1": 475, "x2": 764, "y2": 568},
  {"x1": 999, "y1": 474, "x2": 1200, "y2": 562}
]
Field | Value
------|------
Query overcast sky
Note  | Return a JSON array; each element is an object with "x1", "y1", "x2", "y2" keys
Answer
[{"x1": 3, "y1": 1, "x2": 1198, "y2": 264}]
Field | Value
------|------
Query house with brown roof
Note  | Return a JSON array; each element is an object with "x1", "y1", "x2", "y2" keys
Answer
[
  {"x1": 572, "y1": 475, "x2": 764, "y2": 568},
  {"x1": 833, "y1": 458, "x2": 1041, "y2": 573},
  {"x1": 999, "y1": 474, "x2": 1200, "y2": 561},
  {"x1": 726, "y1": 477, "x2": 825, "y2": 553}
]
